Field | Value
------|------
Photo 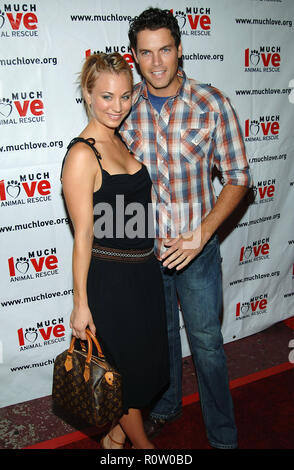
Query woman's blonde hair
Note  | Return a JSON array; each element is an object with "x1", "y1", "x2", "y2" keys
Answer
[{"x1": 80, "y1": 52, "x2": 133, "y2": 117}]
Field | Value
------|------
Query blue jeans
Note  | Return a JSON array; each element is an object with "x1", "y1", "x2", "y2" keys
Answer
[{"x1": 151, "y1": 234, "x2": 238, "y2": 449}]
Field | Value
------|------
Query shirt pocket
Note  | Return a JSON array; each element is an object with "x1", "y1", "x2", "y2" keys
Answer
[
  {"x1": 120, "y1": 129, "x2": 144, "y2": 161},
  {"x1": 180, "y1": 127, "x2": 212, "y2": 164}
]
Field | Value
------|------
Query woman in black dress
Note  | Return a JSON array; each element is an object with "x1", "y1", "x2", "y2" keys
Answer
[{"x1": 61, "y1": 53, "x2": 169, "y2": 449}]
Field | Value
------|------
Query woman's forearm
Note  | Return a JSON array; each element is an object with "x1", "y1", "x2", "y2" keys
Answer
[{"x1": 72, "y1": 231, "x2": 94, "y2": 308}]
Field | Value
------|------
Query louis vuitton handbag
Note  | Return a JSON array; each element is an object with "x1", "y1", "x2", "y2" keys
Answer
[{"x1": 52, "y1": 328, "x2": 123, "y2": 427}]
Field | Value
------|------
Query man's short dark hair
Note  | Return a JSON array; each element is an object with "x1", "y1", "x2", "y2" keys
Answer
[{"x1": 128, "y1": 8, "x2": 181, "y2": 51}]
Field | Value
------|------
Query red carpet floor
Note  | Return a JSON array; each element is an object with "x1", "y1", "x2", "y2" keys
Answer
[{"x1": 39, "y1": 363, "x2": 294, "y2": 450}]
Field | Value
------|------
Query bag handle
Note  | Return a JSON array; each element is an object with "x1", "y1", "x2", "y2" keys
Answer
[
  {"x1": 85, "y1": 329, "x2": 104, "y2": 357},
  {"x1": 64, "y1": 329, "x2": 105, "y2": 382}
]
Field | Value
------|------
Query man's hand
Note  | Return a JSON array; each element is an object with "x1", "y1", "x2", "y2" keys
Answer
[
  {"x1": 160, "y1": 184, "x2": 249, "y2": 271},
  {"x1": 161, "y1": 226, "x2": 205, "y2": 271}
]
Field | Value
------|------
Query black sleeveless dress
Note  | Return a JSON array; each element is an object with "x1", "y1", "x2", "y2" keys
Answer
[{"x1": 63, "y1": 137, "x2": 169, "y2": 413}]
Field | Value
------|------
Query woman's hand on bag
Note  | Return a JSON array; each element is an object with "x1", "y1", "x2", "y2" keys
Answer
[{"x1": 70, "y1": 305, "x2": 96, "y2": 340}]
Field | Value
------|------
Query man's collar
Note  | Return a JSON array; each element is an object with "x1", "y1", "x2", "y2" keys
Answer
[{"x1": 132, "y1": 68, "x2": 191, "y2": 106}]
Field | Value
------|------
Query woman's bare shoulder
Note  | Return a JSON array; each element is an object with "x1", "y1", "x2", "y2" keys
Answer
[{"x1": 64, "y1": 140, "x2": 98, "y2": 173}]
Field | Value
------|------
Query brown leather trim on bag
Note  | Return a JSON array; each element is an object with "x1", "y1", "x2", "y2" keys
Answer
[
  {"x1": 64, "y1": 329, "x2": 105, "y2": 382},
  {"x1": 86, "y1": 329, "x2": 104, "y2": 358}
]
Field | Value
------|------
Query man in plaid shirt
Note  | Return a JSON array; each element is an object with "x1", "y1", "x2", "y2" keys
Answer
[{"x1": 120, "y1": 8, "x2": 252, "y2": 449}]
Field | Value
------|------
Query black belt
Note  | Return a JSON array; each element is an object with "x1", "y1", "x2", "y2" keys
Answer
[{"x1": 92, "y1": 243, "x2": 154, "y2": 263}]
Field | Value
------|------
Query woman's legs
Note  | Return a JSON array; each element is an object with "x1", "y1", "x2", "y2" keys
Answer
[
  {"x1": 102, "y1": 423, "x2": 126, "y2": 449},
  {"x1": 103, "y1": 408, "x2": 155, "y2": 449},
  {"x1": 120, "y1": 408, "x2": 155, "y2": 449}
]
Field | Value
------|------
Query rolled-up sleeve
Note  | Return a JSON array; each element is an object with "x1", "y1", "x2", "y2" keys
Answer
[{"x1": 214, "y1": 97, "x2": 253, "y2": 188}]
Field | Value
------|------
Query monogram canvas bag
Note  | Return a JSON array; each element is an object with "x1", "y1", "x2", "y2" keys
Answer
[{"x1": 52, "y1": 329, "x2": 123, "y2": 427}]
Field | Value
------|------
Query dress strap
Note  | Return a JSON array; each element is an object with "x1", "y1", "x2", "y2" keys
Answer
[{"x1": 60, "y1": 137, "x2": 103, "y2": 180}]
